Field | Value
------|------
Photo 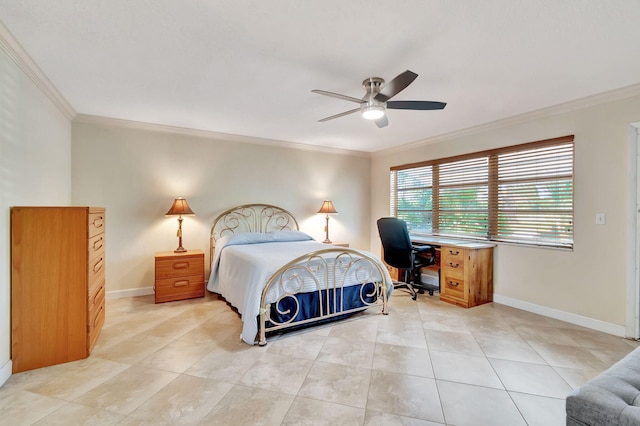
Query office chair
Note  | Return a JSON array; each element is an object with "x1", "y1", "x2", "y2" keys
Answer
[{"x1": 377, "y1": 217, "x2": 438, "y2": 300}]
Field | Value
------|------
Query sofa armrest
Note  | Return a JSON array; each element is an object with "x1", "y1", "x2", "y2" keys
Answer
[{"x1": 566, "y1": 346, "x2": 640, "y2": 426}]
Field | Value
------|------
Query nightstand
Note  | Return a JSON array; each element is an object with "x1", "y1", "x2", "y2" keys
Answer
[
  {"x1": 324, "y1": 242, "x2": 349, "y2": 248},
  {"x1": 154, "y1": 250, "x2": 204, "y2": 303}
]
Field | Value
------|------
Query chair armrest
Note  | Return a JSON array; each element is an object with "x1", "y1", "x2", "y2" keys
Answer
[
  {"x1": 412, "y1": 245, "x2": 436, "y2": 265},
  {"x1": 413, "y1": 245, "x2": 434, "y2": 254}
]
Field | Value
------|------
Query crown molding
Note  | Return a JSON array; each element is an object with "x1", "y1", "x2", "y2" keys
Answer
[
  {"x1": 0, "y1": 19, "x2": 75, "y2": 120},
  {"x1": 73, "y1": 114, "x2": 371, "y2": 158},
  {"x1": 375, "y1": 82, "x2": 640, "y2": 157}
]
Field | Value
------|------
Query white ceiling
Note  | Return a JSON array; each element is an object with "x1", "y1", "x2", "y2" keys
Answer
[{"x1": 2, "y1": 1, "x2": 640, "y2": 153}]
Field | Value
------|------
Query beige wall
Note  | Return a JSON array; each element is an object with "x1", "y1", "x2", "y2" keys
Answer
[
  {"x1": 371, "y1": 94, "x2": 640, "y2": 331},
  {"x1": 0, "y1": 46, "x2": 72, "y2": 376},
  {"x1": 71, "y1": 121, "x2": 371, "y2": 294}
]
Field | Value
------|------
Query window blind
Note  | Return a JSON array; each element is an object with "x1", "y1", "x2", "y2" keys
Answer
[
  {"x1": 438, "y1": 157, "x2": 488, "y2": 238},
  {"x1": 390, "y1": 135, "x2": 574, "y2": 248},
  {"x1": 492, "y1": 142, "x2": 574, "y2": 247},
  {"x1": 391, "y1": 165, "x2": 433, "y2": 234}
]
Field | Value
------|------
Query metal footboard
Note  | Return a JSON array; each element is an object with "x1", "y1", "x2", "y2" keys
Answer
[{"x1": 258, "y1": 248, "x2": 389, "y2": 346}]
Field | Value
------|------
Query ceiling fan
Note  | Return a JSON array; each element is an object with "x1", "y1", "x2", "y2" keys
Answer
[{"x1": 312, "y1": 70, "x2": 446, "y2": 128}]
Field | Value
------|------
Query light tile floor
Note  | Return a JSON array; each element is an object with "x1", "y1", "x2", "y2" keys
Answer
[{"x1": 1, "y1": 291, "x2": 637, "y2": 425}]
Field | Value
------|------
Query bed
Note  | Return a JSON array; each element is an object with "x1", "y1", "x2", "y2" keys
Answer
[{"x1": 207, "y1": 203, "x2": 392, "y2": 345}]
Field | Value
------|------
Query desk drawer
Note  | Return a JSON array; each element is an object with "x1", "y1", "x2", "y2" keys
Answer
[
  {"x1": 442, "y1": 263, "x2": 464, "y2": 280},
  {"x1": 442, "y1": 247, "x2": 465, "y2": 267},
  {"x1": 441, "y1": 274, "x2": 466, "y2": 301}
]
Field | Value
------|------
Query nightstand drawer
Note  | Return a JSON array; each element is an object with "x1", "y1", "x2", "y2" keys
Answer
[
  {"x1": 155, "y1": 275, "x2": 204, "y2": 303},
  {"x1": 155, "y1": 256, "x2": 204, "y2": 279}
]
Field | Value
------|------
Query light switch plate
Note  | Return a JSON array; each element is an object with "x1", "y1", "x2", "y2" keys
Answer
[{"x1": 595, "y1": 213, "x2": 606, "y2": 225}]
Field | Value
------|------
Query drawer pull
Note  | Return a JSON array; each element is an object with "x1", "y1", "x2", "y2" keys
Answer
[
  {"x1": 173, "y1": 262, "x2": 189, "y2": 269},
  {"x1": 448, "y1": 262, "x2": 459, "y2": 268},
  {"x1": 93, "y1": 284, "x2": 104, "y2": 305},
  {"x1": 94, "y1": 306, "x2": 104, "y2": 327},
  {"x1": 92, "y1": 217, "x2": 104, "y2": 229},
  {"x1": 448, "y1": 281, "x2": 460, "y2": 287},
  {"x1": 449, "y1": 250, "x2": 459, "y2": 255},
  {"x1": 93, "y1": 258, "x2": 104, "y2": 273},
  {"x1": 92, "y1": 237, "x2": 104, "y2": 251},
  {"x1": 174, "y1": 280, "x2": 189, "y2": 287}
]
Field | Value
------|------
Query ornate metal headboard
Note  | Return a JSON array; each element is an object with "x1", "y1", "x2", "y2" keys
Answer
[{"x1": 210, "y1": 204, "x2": 299, "y2": 263}]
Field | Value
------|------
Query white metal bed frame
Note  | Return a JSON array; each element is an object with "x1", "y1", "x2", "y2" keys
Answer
[{"x1": 210, "y1": 204, "x2": 389, "y2": 345}]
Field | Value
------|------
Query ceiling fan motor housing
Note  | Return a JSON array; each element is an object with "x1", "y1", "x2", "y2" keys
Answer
[
  {"x1": 362, "y1": 77, "x2": 385, "y2": 94},
  {"x1": 361, "y1": 77, "x2": 386, "y2": 119}
]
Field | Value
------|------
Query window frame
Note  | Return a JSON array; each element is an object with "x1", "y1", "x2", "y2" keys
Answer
[{"x1": 390, "y1": 135, "x2": 575, "y2": 249}]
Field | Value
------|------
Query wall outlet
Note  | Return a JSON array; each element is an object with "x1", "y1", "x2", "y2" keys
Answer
[{"x1": 595, "y1": 213, "x2": 606, "y2": 225}]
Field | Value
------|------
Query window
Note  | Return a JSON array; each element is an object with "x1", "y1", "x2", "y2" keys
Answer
[{"x1": 390, "y1": 135, "x2": 574, "y2": 248}]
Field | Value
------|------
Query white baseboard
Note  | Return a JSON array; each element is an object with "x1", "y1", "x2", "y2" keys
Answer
[
  {"x1": 493, "y1": 294, "x2": 626, "y2": 337},
  {"x1": 0, "y1": 360, "x2": 12, "y2": 387},
  {"x1": 106, "y1": 287, "x2": 154, "y2": 300}
]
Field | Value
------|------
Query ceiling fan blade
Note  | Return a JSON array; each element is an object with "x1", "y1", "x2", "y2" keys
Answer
[
  {"x1": 374, "y1": 70, "x2": 418, "y2": 102},
  {"x1": 311, "y1": 90, "x2": 364, "y2": 104},
  {"x1": 375, "y1": 115, "x2": 389, "y2": 128},
  {"x1": 387, "y1": 100, "x2": 447, "y2": 110},
  {"x1": 318, "y1": 108, "x2": 360, "y2": 122}
]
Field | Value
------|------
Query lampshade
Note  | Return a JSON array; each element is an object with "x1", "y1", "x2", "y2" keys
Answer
[
  {"x1": 165, "y1": 197, "x2": 195, "y2": 216},
  {"x1": 317, "y1": 200, "x2": 337, "y2": 215},
  {"x1": 165, "y1": 197, "x2": 194, "y2": 253}
]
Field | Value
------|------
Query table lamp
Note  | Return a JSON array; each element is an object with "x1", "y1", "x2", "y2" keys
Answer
[
  {"x1": 165, "y1": 197, "x2": 195, "y2": 252},
  {"x1": 317, "y1": 200, "x2": 338, "y2": 243}
]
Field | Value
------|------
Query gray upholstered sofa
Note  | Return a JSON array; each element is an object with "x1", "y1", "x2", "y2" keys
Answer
[{"x1": 566, "y1": 345, "x2": 640, "y2": 425}]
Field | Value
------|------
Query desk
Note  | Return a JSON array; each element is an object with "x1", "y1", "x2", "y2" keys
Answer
[{"x1": 411, "y1": 236, "x2": 495, "y2": 308}]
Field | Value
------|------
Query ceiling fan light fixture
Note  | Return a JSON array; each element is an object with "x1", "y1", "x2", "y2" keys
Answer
[{"x1": 361, "y1": 104, "x2": 385, "y2": 120}]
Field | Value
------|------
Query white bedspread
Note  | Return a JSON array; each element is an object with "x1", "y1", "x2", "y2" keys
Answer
[{"x1": 207, "y1": 231, "x2": 390, "y2": 344}]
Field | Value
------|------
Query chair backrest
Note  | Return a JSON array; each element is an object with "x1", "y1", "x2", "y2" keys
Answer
[{"x1": 377, "y1": 217, "x2": 413, "y2": 269}]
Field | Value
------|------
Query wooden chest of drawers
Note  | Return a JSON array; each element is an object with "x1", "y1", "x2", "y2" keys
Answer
[
  {"x1": 440, "y1": 245, "x2": 493, "y2": 308},
  {"x1": 10, "y1": 206, "x2": 106, "y2": 373},
  {"x1": 154, "y1": 250, "x2": 205, "y2": 303}
]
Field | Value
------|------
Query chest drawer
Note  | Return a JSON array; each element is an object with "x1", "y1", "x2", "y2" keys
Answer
[
  {"x1": 88, "y1": 210, "x2": 106, "y2": 238},
  {"x1": 88, "y1": 233, "x2": 105, "y2": 261},
  {"x1": 89, "y1": 279, "x2": 105, "y2": 309},
  {"x1": 88, "y1": 253, "x2": 105, "y2": 287},
  {"x1": 88, "y1": 280, "x2": 105, "y2": 352}
]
